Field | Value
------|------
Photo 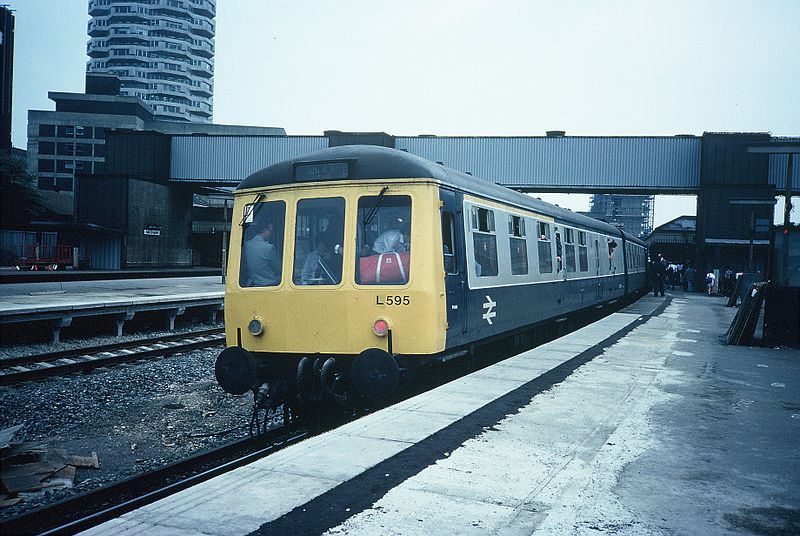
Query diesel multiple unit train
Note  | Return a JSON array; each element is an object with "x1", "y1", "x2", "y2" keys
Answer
[{"x1": 215, "y1": 145, "x2": 648, "y2": 409}]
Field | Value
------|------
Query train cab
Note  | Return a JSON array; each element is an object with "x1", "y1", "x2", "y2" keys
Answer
[{"x1": 216, "y1": 150, "x2": 451, "y2": 403}]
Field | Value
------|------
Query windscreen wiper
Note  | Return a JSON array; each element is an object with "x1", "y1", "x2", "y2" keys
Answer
[
  {"x1": 239, "y1": 193, "x2": 266, "y2": 226},
  {"x1": 363, "y1": 186, "x2": 389, "y2": 227}
]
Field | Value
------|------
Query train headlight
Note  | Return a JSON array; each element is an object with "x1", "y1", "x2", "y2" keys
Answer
[
  {"x1": 248, "y1": 318, "x2": 264, "y2": 336},
  {"x1": 373, "y1": 318, "x2": 389, "y2": 337}
]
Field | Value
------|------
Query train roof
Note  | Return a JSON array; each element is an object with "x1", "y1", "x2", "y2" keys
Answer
[{"x1": 238, "y1": 145, "x2": 644, "y2": 244}]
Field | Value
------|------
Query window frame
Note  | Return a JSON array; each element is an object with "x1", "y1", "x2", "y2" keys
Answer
[
  {"x1": 471, "y1": 205, "x2": 499, "y2": 278},
  {"x1": 508, "y1": 214, "x2": 528, "y2": 276}
]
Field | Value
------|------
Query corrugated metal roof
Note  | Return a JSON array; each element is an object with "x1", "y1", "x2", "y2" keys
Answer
[
  {"x1": 395, "y1": 136, "x2": 701, "y2": 192},
  {"x1": 170, "y1": 136, "x2": 327, "y2": 181}
]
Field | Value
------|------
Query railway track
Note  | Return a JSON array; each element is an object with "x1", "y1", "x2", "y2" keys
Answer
[
  {"x1": 0, "y1": 328, "x2": 225, "y2": 385},
  {"x1": 0, "y1": 425, "x2": 310, "y2": 535}
]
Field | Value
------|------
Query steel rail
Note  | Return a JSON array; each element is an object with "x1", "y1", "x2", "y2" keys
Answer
[
  {"x1": 0, "y1": 330, "x2": 226, "y2": 385},
  {"x1": 0, "y1": 427, "x2": 310, "y2": 536},
  {"x1": 0, "y1": 327, "x2": 224, "y2": 367}
]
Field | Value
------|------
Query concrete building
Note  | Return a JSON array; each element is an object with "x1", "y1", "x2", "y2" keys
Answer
[
  {"x1": 647, "y1": 215, "x2": 696, "y2": 264},
  {"x1": 86, "y1": 0, "x2": 215, "y2": 123},
  {"x1": 1, "y1": 5, "x2": 14, "y2": 151},
  {"x1": 588, "y1": 194, "x2": 655, "y2": 238},
  {"x1": 26, "y1": 74, "x2": 283, "y2": 216}
]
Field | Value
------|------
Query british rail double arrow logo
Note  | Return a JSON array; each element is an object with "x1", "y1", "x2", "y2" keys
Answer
[{"x1": 482, "y1": 295, "x2": 497, "y2": 325}]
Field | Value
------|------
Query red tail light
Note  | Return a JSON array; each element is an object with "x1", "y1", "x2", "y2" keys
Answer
[{"x1": 373, "y1": 319, "x2": 389, "y2": 337}]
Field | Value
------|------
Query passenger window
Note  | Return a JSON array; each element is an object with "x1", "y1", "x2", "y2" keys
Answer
[
  {"x1": 578, "y1": 231, "x2": 588, "y2": 272},
  {"x1": 595, "y1": 239, "x2": 601, "y2": 273},
  {"x1": 472, "y1": 206, "x2": 498, "y2": 277},
  {"x1": 442, "y1": 212, "x2": 457, "y2": 275},
  {"x1": 292, "y1": 198, "x2": 345, "y2": 286},
  {"x1": 509, "y1": 214, "x2": 528, "y2": 275},
  {"x1": 555, "y1": 228, "x2": 563, "y2": 272},
  {"x1": 355, "y1": 194, "x2": 411, "y2": 285},
  {"x1": 564, "y1": 228, "x2": 576, "y2": 273},
  {"x1": 537, "y1": 222, "x2": 553, "y2": 273},
  {"x1": 607, "y1": 238, "x2": 618, "y2": 271},
  {"x1": 239, "y1": 200, "x2": 286, "y2": 287}
]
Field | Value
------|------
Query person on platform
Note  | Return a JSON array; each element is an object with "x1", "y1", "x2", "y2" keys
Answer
[
  {"x1": 243, "y1": 222, "x2": 280, "y2": 287},
  {"x1": 684, "y1": 264, "x2": 696, "y2": 293},
  {"x1": 652, "y1": 253, "x2": 667, "y2": 297},
  {"x1": 706, "y1": 270, "x2": 716, "y2": 295}
]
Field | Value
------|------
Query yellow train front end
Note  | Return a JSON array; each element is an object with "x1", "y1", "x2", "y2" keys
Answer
[{"x1": 215, "y1": 178, "x2": 447, "y2": 405}]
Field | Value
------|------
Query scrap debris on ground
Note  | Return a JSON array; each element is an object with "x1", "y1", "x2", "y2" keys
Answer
[{"x1": 0, "y1": 425, "x2": 99, "y2": 507}]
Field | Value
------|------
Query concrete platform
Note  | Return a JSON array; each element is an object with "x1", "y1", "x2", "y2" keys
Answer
[
  {"x1": 78, "y1": 292, "x2": 799, "y2": 535},
  {"x1": 0, "y1": 277, "x2": 224, "y2": 341},
  {"x1": 0, "y1": 267, "x2": 221, "y2": 285}
]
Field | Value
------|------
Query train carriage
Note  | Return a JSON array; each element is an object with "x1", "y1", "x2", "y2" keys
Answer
[{"x1": 215, "y1": 145, "x2": 647, "y2": 408}]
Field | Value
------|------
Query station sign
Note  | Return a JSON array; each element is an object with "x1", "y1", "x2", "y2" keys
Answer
[{"x1": 144, "y1": 227, "x2": 161, "y2": 236}]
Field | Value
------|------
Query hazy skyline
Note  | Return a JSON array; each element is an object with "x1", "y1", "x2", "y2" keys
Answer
[{"x1": 8, "y1": 0, "x2": 800, "y2": 225}]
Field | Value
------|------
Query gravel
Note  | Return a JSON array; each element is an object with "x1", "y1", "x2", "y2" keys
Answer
[{"x1": 0, "y1": 332, "x2": 262, "y2": 521}]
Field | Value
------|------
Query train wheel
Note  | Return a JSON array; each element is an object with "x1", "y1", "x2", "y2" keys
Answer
[
  {"x1": 351, "y1": 348, "x2": 399, "y2": 404},
  {"x1": 320, "y1": 357, "x2": 350, "y2": 405},
  {"x1": 296, "y1": 356, "x2": 314, "y2": 404}
]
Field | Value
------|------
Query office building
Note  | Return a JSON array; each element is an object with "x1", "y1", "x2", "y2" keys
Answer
[
  {"x1": 27, "y1": 74, "x2": 283, "y2": 215},
  {"x1": 588, "y1": 194, "x2": 655, "y2": 238},
  {"x1": 1, "y1": 5, "x2": 14, "y2": 150},
  {"x1": 86, "y1": 0, "x2": 215, "y2": 123}
]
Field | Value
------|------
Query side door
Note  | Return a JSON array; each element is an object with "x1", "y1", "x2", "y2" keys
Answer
[{"x1": 440, "y1": 188, "x2": 467, "y2": 343}]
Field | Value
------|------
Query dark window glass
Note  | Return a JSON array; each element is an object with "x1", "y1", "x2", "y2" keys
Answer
[
  {"x1": 470, "y1": 206, "x2": 497, "y2": 277},
  {"x1": 473, "y1": 233, "x2": 498, "y2": 277},
  {"x1": 442, "y1": 212, "x2": 457, "y2": 275},
  {"x1": 537, "y1": 222, "x2": 552, "y2": 273},
  {"x1": 75, "y1": 143, "x2": 93, "y2": 157},
  {"x1": 509, "y1": 214, "x2": 528, "y2": 275},
  {"x1": 538, "y1": 221, "x2": 550, "y2": 241},
  {"x1": 57, "y1": 125, "x2": 75, "y2": 137},
  {"x1": 94, "y1": 143, "x2": 106, "y2": 157},
  {"x1": 538, "y1": 240, "x2": 553, "y2": 273},
  {"x1": 94, "y1": 128, "x2": 107, "y2": 140},
  {"x1": 607, "y1": 238, "x2": 618, "y2": 270},
  {"x1": 38, "y1": 177, "x2": 56, "y2": 190},
  {"x1": 355, "y1": 195, "x2": 412, "y2": 285},
  {"x1": 595, "y1": 240, "x2": 601, "y2": 273},
  {"x1": 38, "y1": 124, "x2": 56, "y2": 137},
  {"x1": 565, "y1": 244, "x2": 576, "y2": 272},
  {"x1": 38, "y1": 142, "x2": 55, "y2": 155},
  {"x1": 57, "y1": 142, "x2": 74, "y2": 156},
  {"x1": 56, "y1": 160, "x2": 74, "y2": 173},
  {"x1": 510, "y1": 237, "x2": 528, "y2": 275},
  {"x1": 292, "y1": 197, "x2": 345, "y2": 286},
  {"x1": 579, "y1": 245, "x2": 589, "y2": 272},
  {"x1": 38, "y1": 159, "x2": 55, "y2": 172},
  {"x1": 472, "y1": 206, "x2": 495, "y2": 233},
  {"x1": 74, "y1": 126, "x2": 93, "y2": 139},
  {"x1": 55, "y1": 177, "x2": 74, "y2": 191},
  {"x1": 239, "y1": 200, "x2": 286, "y2": 288},
  {"x1": 94, "y1": 160, "x2": 106, "y2": 174}
]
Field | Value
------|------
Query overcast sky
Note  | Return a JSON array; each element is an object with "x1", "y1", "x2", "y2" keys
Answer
[{"x1": 8, "y1": 0, "x2": 800, "y2": 225}]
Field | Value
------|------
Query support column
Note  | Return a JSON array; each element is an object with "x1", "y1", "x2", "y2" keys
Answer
[
  {"x1": 167, "y1": 307, "x2": 186, "y2": 331},
  {"x1": 115, "y1": 312, "x2": 135, "y2": 337},
  {"x1": 208, "y1": 304, "x2": 224, "y2": 324},
  {"x1": 51, "y1": 317, "x2": 73, "y2": 344}
]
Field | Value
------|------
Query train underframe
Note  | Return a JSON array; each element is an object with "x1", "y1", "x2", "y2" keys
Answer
[{"x1": 216, "y1": 286, "x2": 647, "y2": 433}]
